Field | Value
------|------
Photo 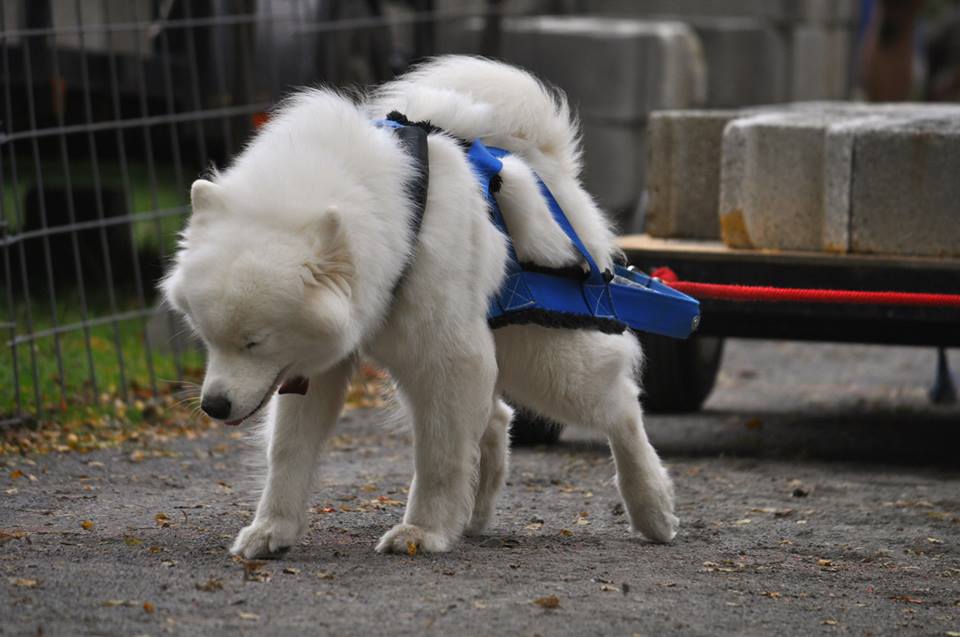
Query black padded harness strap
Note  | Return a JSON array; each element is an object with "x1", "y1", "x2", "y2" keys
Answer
[{"x1": 382, "y1": 114, "x2": 430, "y2": 296}]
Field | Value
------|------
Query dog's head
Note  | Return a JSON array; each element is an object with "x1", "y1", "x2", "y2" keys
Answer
[{"x1": 162, "y1": 179, "x2": 358, "y2": 425}]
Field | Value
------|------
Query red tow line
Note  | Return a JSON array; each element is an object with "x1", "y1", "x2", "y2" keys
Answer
[{"x1": 650, "y1": 267, "x2": 960, "y2": 309}]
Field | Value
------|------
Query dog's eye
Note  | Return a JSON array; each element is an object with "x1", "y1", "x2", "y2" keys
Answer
[{"x1": 245, "y1": 341, "x2": 259, "y2": 350}]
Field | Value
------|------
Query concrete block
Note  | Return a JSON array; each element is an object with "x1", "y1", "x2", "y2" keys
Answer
[
  {"x1": 645, "y1": 110, "x2": 741, "y2": 239},
  {"x1": 584, "y1": 0, "x2": 857, "y2": 26},
  {"x1": 789, "y1": 26, "x2": 851, "y2": 101},
  {"x1": 579, "y1": 121, "x2": 646, "y2": 225},
  {"x1": 686, "y1": 17, "x2": 787, "y2": 107},
  {"x1": 848, "y1": 116, "x2": 960, "y2": 257},
  {"x1": 717, "y1": 103, "x2": 960, "y2": 256},
  {"x1": 499, "y1": 16, "x2": 706, "y2": 121}
]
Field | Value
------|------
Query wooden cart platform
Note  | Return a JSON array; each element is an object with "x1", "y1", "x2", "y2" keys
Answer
[{"x1": 616, "y1": 235, "x2": 960, "y2": 347}]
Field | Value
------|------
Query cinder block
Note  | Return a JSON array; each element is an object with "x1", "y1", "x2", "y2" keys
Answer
[
  {"x1": 500, "y1": 16, "x2": 706, "y2": 121},
  {"x1": 687, "y1": 17, "x2": 787, "y2": 107},
  {"x1": 645, "y1": 110, "x2": 741, "y2": 239},
  {"x1": 585, "y1": 0, "x2": 857, "y2": 26},
  {"x1": 789, "y1": 26, "x2": 851, "y2": 101},
  {"x1": 493, "y1": 15, "x2": 705, "y2": 218},
  {"x1": 717, "y1": 103, "x2": 960, "y2": 256},
  {"x1": 579, "y1": 121, "x2": 647, "y2": 226},
  {"x1": 848, "y1": 116, "x2": 960, "y2": 256}
]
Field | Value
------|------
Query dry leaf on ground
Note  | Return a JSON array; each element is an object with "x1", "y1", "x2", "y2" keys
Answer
[{"x1": 534, "y1": 595, "x2": 560, "y2": 609}]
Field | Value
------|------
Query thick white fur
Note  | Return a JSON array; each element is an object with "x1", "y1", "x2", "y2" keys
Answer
[{"x1": 163, "y1": 56, "x2": 677, "y2": 559}]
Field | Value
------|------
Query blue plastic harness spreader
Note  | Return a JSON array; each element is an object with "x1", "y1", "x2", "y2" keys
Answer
[{"x1": 467, "y1": 139, "x2": 701, "y2": 339}]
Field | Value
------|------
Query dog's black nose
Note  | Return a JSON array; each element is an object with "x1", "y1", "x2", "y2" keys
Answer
[{"x1": 200, "y1": 395, "x2": 231, "y2": 420}]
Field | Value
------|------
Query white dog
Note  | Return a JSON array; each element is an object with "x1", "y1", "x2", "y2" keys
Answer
[{"x1": 162, "y1": 56, "x2": 678, "y2": 558}]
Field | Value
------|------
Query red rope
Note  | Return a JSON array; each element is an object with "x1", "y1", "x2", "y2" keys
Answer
[{"x1": 650, "y1": 268, "x2": 960, "y2": 309}]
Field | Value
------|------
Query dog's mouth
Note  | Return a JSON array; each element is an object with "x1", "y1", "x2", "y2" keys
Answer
[{"x1": 223, "y1": 369, "x2": 310, "y2": 427}]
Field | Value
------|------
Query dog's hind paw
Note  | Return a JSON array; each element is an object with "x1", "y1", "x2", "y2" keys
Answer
[
  {"x1": 633, "y1": 510, "x2": 680, "y2": 544},
  {"x1": 230, "y1": 517, "x2": 302, "y2": 559},
  {"x1": 375, "y1": 523, "x2": 452, "y2": 555}
]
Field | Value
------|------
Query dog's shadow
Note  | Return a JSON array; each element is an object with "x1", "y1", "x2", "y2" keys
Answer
[{"x1": 541, "y1": 405, "x2": 960, "y2": 470}]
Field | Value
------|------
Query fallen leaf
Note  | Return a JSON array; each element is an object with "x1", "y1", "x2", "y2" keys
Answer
[
  {"x1": 143, "y1": 601, "x2": 155, "y2": 614},
  {"x1": 817, "y1": 559, "x2": 833, "y2": 567},
  {"x1": 243, "y1": 560, "x2": 270, "y2": 582},
  {"x1": 9, "y1": 577, "x2": 39, "y2": 588},
  {"x1": 196, "y1": 578, "x2": 223, "y2": 592},
  {"x1": 102, "y1": 599, "x2": 128, "y2": 607},
  {"x1": 525, "y1": 522, "x2": 544, "y2": 531},
  {"x1": 534, "y1": 595, "x2": 560, "y2": 609},
  {"x1": 80, "y1": 520, "x2": 95, "y2": 530},
  {"x1": 154, "y1": 512, "x2": 171, "y2": 527},
  {"x1": 823, "y1": 619, "x2": 838, "y2": 626},
  {"x1": 283, "y1": 567, "x2": 300, "y2": 575},
  {"x1": 734, "y1": 519, "x2": 752, "y2": 525},
  {"x1": 762, "y1": 591, "x2": 782, "y2": 599},
  {"x1": 316, "y1": 571, "x2": 335, "y2": 580},
  {"x1": 9, "y1": 469, "x2": 24, "y2": 480},
  {"x1": 0, "y1": 530, "x2": 29, "y2": 543},
  {"x1": 238, "y1": 611, "x2": 260, "y2": 621},
  {"x1": 927, "y1": 537, "x2": 944, "y2": 545},
  {"x1": 123, "y1": 536, "x2": 142, "y2": 547},
  {"x1": 406, "y1": 541, "x2": 418, "y2": 557},
  {"x1": 599, "y1": 584, "x2": 618, "y2": 592},
  {"x1": 559, "y1": 529, "x2": 574, "y2": 537},
  {"x1": 890, "y1": 595, "x2": 924, "y2": 605}
]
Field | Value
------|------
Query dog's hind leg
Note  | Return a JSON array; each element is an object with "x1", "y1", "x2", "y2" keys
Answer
[
  {"x1": 465, "y1": 398, "x2": 513, "y2": 536},
  {"x1": 375, "y1": 321, "x2": 497, "y2": 554},
  {"x1": 231, "y1": 357, "x2": 355, "y2": 559},
  {"x1": 495, "y1": 326, "x2": 679, "y2": 543}
]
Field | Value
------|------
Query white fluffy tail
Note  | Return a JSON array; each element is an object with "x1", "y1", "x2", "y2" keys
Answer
[{"x1": 369, "y1": 56, "x2": 583, "y2": 178}]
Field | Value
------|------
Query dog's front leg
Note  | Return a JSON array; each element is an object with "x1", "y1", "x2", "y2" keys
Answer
[
  {"x1": 376, "y1": 328, "x2": 496, "y2": 554},
  {"x1": 231, "y1": 358, "x2": 354, "y2": 559}
]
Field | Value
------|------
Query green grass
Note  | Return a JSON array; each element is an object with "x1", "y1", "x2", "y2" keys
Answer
[
  {"x1": 2, "y1": 300, "x2": 204, "y2": 424},
  {"x1": 2, "y1": 155, "x2": 203, "y2": 423},
  {"x1": 2, "y1": 156, "x2": 187, "y2": 255}
]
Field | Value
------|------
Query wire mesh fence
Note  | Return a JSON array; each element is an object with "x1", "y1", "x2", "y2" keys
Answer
[{"x1": 0, "y1": 0, "x2": 551, "y2": 427}]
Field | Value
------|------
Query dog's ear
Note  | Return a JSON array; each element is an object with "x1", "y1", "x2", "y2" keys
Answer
[
  {"x1": 189, "y1": 179, "x2": 225, "y2": 226},
  {"x1": 303, "y1": 206, "x2": 355, "y2": 299}
]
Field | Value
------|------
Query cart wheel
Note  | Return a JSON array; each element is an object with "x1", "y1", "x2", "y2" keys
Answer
[
  {"x1": 510, "y1": 409, "x2": 565, "y2": 446},
  {"x1": 637, "y1": 333, "x2": 724, "y2": 413}
]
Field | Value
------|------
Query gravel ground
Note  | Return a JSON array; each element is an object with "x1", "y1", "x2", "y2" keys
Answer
[{"x1": 2, "y1": 340, "x2": 959, "y2": 636}]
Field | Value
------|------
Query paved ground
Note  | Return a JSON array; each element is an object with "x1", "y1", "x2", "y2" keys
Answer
[{"x1": 2, "y1": 340, "x2": 959, "y2": 636}]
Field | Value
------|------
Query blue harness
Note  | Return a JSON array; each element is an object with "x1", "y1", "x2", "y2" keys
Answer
[{"x1": 378, "y1": 114, "x2": 700, "y2": 339}]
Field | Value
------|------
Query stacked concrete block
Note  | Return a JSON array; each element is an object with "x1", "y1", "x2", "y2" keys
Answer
[
  {"x1": 493, "y1": 16, "x2": 706, "y2": 226},
  {"x1": 584, "y1": 0, "x2": 857, "y2": 106},
  {"x1": 584, "y1": 0, "x2": 858, "y2": 28},
  {"x1": 645, "y1": 110, "x2": 741, "y2": 239},
  {"x1": 649, "y1": 103, "x2": 960, "y2": 257},
  {"x1": 683, "y1": 17, "x2": 786, "y2": 108}
]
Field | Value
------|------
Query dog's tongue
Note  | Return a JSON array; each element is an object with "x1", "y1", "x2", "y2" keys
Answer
[{"x1": 278, "y1": 376, "x2": 310, "y2": 395}]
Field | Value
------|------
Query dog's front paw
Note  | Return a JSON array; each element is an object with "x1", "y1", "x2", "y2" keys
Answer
[
  {"x1": 230, "y1": 517, "x2": 303, "y2": 559},
  {"x1": 375, "y1": 523, "x2": 452, "y2": 555}
]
